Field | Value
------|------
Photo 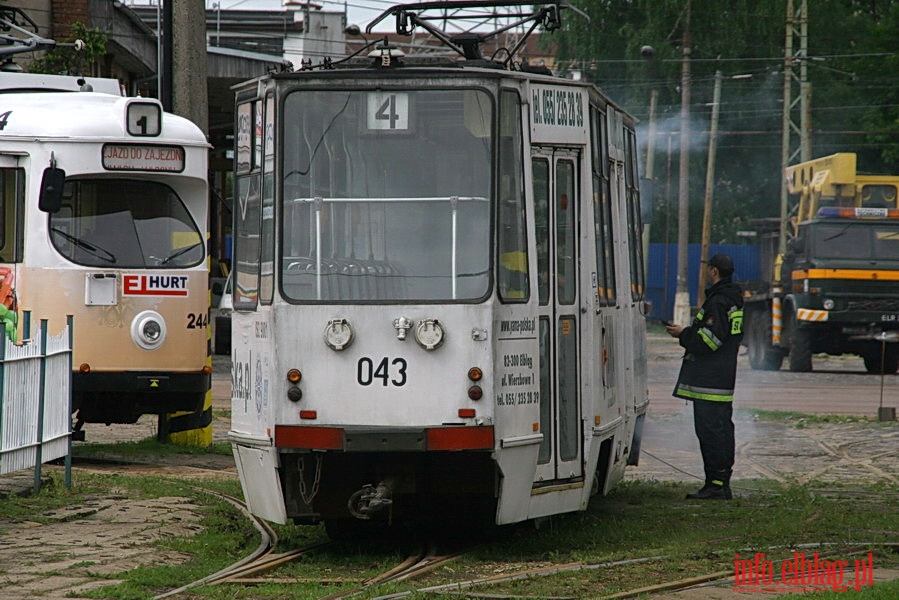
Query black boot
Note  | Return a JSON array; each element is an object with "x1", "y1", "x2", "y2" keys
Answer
[
  {"x1": 685, "y1": 482, "x2": 732, "y2": 500},
  {"x1": 686, "y1": 472, "x2": 733, "y2": 500}
]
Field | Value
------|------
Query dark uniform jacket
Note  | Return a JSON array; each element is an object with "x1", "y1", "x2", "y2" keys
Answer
[{"x1": 673, "y1": 277, "x2": 744, "y2": 402}]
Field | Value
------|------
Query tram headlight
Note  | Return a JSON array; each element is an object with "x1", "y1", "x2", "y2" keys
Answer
[
  {"x1": 324, "y1": 318, "x2": 354, "y2": 351},
  {"x1": 414, "y1": 318, "x2": 445, "y2": 350},
  {"x1": 130, "y1": 310, "x2": 167, "y2": 350},
  {"x1": 823, "y1": 298, "x2": 835, "y2": 310}
]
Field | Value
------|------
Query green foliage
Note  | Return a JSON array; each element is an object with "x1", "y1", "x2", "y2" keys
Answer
[
  {"x1": 27, "y1": 22, "x2": 107, "y2": 76},
  {"x1": 547, "y1": 1, "x2": 899, "y2": 243}
]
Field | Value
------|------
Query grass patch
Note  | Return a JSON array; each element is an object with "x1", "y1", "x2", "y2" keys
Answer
[
  {"x1": 72, "y1": 437, "x2": 233, "y2": 459},
  {"x1": 738, "y1": 408, "x2": 896, "y2": 427},
  {"x1": 2, "y1": 473, "x2": 896, "y2": 599}
]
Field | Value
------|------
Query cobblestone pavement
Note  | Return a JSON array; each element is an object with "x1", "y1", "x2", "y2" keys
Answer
[{"x1": 634, "y1": 332, "x2": 899, "y2": 489}]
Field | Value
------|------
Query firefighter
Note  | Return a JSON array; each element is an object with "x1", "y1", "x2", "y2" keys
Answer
[{"x1": 665, "y1": 253, "x2": 744, "y2": 500}]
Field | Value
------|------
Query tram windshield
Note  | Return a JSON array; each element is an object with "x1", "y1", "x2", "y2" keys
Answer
[
  {"x1": 281, "y1": 89, "x2": 492, "y2": 302},
  {"x1": 48, "y1": 179, "x2": 204, "y2": 268}
]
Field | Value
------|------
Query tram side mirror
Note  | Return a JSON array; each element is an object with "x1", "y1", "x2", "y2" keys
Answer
[{"x1": 38, "y1": 166, "x2": 66, "y2": 213}]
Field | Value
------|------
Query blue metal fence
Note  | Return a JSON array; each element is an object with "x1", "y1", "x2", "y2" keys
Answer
[{"x1": 647, "y1": 243, "x2": 760, "y2": 319}]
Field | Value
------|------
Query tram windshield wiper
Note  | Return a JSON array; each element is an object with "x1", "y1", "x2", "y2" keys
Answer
[
  {"x1": 50, "y1": 227, "x2": 117, "y2": 263},
  {"x1": 159, "y1": 241, "x2": 203, "y2": 266}
]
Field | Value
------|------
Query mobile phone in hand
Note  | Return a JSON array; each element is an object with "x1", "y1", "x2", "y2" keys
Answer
[{"x1": 661, "y1": 320, "x2": 673, "y2": 326}]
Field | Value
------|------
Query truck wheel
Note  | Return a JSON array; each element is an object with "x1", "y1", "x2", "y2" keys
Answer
[
  {"x1": 747, "y1": 316, "x2": 783, "y2": 371},
  {"x1": 788, "y1": 313, "x2": 813, "y2": 372},
  {"x1": 863, "y1": 350, "x2": 899, "y2": 374}
]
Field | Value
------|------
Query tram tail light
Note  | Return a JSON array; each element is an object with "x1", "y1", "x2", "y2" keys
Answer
[
  {"x1": 458, "y1": 408, "x2": 476, "y2": 418},
  {"x1": 467, "y1": 367, "x2": 482, "y2": 381},
  {"x1": 467, "y1": 385, "x2": 483, "y2": 400},
  {"x1": 79, "y1": 363, "x2": 91, "y2": 373},
  {"x1": 287, "y1": 369, "x2": 303, "y2": 402}
]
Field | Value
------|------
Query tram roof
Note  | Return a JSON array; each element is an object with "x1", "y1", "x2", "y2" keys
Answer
[
  {"x1": 0, "y1": 73, "x2": 125, "y2": 96},
  {"x1": 238, "y1": 60, "x2": 633, "y2": 121},
  {"x1": 0, "y1": 92, "x2": 208, "y2": 145}
]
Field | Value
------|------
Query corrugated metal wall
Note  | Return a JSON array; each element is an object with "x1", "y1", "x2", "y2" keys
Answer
[{"x1": 647, "y1": 243, "x2": 760, "y2": 319}]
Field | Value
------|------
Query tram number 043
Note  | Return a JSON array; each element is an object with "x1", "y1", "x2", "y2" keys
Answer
[{"x1": 357, "y1": 357, "x2": 407, "y2": 387}]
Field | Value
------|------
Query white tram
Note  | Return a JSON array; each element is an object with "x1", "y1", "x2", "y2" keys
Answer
[
  {"x1": 0, "y1": 73, "x2": 211, "y2": 435},
  {"x1": 229, "y1": 1, "x2": 649, "y2": 535}
]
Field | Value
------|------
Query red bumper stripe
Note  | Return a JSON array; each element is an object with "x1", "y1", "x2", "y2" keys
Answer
[
  {"x1": 426, "y1": 426, "x2": 494, "y2": 450},
  {"x1": 275, "y1": 425, "x2": 344, "y2": 449},
  {"x1": 274, "y1": 425, "x2": 495, "y2": 451}
]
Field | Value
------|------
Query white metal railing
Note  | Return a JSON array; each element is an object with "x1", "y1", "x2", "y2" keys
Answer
[{"x1": 0, "y1": 315, "x2": 73, "y2": 491}]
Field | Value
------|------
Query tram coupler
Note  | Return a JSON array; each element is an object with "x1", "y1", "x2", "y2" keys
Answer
[{"x1": 347, "y1": 481, "x2": 393, "y2": 519}]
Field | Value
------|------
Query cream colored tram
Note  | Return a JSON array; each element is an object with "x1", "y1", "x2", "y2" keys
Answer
[
  {"x1": 0, "y1": 74, "x2": 210, "y2": 436},
  {"x1": 228, "y1": 1, "x2": 649, "y2": 537}
]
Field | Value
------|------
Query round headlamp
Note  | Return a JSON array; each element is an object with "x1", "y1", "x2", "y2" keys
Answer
[
  {"x1": 324, "y1": 318, "x2": 354, "y2": 351},
  {"x1": 414, "y1": 318, "x2": 445, "y2": 350},
  {"x1": 131, "y1": 310, "x2": 167, "y2": 350}
]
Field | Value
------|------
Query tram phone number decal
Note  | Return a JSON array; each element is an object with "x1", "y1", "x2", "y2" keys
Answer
[
  {"x1": 530, "y1": 84, "x2": 588, "y2": 145},
  {"x1": 497, "y1": 351, "x2": 538, "y2": 406},
  {"x1": 102, "y1": 144, "x2": 185, "y2": 172}
]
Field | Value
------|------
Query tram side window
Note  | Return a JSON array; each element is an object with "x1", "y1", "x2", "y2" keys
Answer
[
  {"x1": 533, "y1": 158, "x2": 550, "y2": 305},
  {"x1": 48, "y1": 179, "x2": 203, "y2": 268},
  {"x1": 590, "y1": 107, "x2": 616, "y2": 306},
  {"x1": 497, "y1": 90, "x2": 528, "y2": 302},
  {"x1": 235, "y1": 174, "x2": 261, "y2": 308},
  {"x1": 234, "y1": 100, "x2": 262, "y2": 308},
  {"x1": 556, "y1": 160, "x2": 577, "y2": 305},
  {"x1": 624, "y1": 128, "x2": 644, "y2": 301},
  {"x1": 0, "y1": 168, "x2": 24, "y2": 263},
  {"x1": 260, "y1": 95, "x2": 275, "y2": 305}
]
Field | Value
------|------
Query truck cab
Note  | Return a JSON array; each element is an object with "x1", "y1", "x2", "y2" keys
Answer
[{"x1": 745, "y1": 153, "x2": 899, "y2": 373}]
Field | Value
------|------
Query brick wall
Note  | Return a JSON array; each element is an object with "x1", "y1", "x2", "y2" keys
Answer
[{"x1": 50, "y1": 0, "x2": 89, "y2": 40}]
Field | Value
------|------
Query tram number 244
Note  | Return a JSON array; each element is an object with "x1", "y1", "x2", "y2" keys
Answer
[{"x1": 357, "y1": 357, "x2": 407, "y2": 387}]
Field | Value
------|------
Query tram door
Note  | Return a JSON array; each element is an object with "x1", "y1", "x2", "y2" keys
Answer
[{"x1": 532, "y1": 148, "x2": 583, "y2": 483}]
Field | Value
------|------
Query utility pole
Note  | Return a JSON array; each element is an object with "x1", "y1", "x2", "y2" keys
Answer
[
  {"x1": 643, "y1": 89, "x2": 658, "y2": 274},
  {"x1": 161, "y1": 0, "x2": 172, "y2": 110},
  {"x1": 673, "y1": 0, "x2": 692, "y2": 325},
  {"x1": 171, "y1": 0, "x2": 208, "y2": 136},
  {"x1": 779, "y1": 0, "x2": 809, "y2": 256},
  {"x1": 697, "y1": 69, "x2": 722, "y2": 302}
]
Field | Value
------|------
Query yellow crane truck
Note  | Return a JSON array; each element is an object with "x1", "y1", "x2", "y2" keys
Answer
[{"x1": 743, "y1": 153, "x2": 899, "y2": 373}]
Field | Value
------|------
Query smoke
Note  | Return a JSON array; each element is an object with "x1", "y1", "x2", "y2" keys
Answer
[{"x1": 633, "y1": 69, "x2": 785, "y2": 178}]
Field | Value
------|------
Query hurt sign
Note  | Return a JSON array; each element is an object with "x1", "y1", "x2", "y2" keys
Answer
[{"x1": 123, "y1": 274, "x2": 189, "y2": 297}]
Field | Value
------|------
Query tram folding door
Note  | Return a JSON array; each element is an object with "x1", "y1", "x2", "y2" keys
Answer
[{"x1": 531, "y1": 148, "x2": 583, "y2": 484}]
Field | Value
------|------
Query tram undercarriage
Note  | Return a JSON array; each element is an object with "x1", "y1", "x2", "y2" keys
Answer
[{"x1": 280, "y1": 450, "x2": 498, "y2": 530}]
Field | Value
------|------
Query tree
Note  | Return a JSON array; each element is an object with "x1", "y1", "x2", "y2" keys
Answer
[
  {"x1": 27, "y1": 22, "x2": 107, "y2": 77},
  {"x1": 548, "y1": 0, "x2": 898, "y2": 243}
]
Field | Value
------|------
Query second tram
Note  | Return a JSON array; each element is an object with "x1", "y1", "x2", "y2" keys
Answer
[
  {"x1": 229, "y1": 1, "x2": 649, "y2": 535},
  {"x1": 0, "y1": 74, "x2": 211, "y2": 434}
]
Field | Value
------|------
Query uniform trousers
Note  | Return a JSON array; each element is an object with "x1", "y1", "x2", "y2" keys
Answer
[{"x1": 692, "y1": 398, "x2": 735, "y2": 483}]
